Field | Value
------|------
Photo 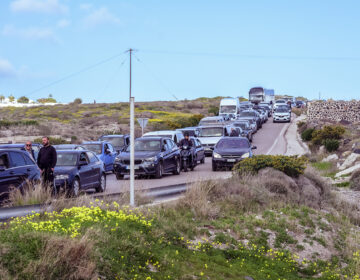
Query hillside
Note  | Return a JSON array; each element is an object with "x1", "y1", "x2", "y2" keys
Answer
[{"x1": 0, "y1": 97, "x2": 222, "y2": 143}]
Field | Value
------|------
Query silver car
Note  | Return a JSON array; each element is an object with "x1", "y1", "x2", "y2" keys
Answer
[{"x1": 273, "y1": 107, "x2": 291, "y2": 123}]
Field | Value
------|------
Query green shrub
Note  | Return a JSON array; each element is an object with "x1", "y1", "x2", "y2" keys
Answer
[
  {"x1": 323, "y1": 139, "x2": 340, "y2": 152},
  {"x1": 311, "y1": 125, "x2": 345, "y2": 145},
  {"x1": 301, "y1": 128, "x2": 315, "y2": 141},
  {"x1": 233, "y1": 155, "x2": 307, "y2": 178},
  {"x1": 0, "y1": 120, "x2": 38, "y2": 128},
  {"x1": 297, "y1": 121, "x2": 305, "y2": 129},
  {"x1": 208, "y1": 106, "x2": 219, "y2": 116}
]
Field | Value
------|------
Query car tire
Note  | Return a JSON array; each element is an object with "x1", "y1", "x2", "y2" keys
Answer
[
  {"x1": 250, "y1": 134, "x2": 253, "y2": 142},
  {"x1": 212, "y1": 162, "x2": 217, "y2": 171},
  {"x1": 173, "y1": 158, "x2": 181, "y2": 175},
  {"x1": 155, "y1": 162, "x2": 163, "y2": 179},
  {"x1": 115, "y1": 173, "x2": 124, "y2": 180},
  {"x1": 200, "y1": 157, "x2": 205, "y2": 164},
  {"x1": 70, "y1": 178, "x2": 81, "y2": 197},
  {"x1": 96, "y1": 173, "x2": 106, "y2": 193}
]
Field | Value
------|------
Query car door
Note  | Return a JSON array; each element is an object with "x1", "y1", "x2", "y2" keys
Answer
[
  {"x1": 195, "y1": 139, "x2": 205, "y2": 160},
  {"x1": 22, "y1": 152, "x2": 39, "y2": 181},
  {"x1": 86, "y1": 151, "x2": 101, "y2": 186},
  {"x1": 166, "y1": 139, "x2": 177, "y2": 169},
  {"x1": 161, "y1": 139, "x2": 172, "y2": 172},
  {"x1": 0, "y1": 152, "x2": 19, "y2": 200},
  {"x1": 107, "y1": 143, "x2": 117, "y2": 170},
  {"x1": 78, "y1": 152, "x2": 92, "y2": 188}
]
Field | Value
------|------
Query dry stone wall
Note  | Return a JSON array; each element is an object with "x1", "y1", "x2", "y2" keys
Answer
[{"x1": 307, "y1": 101, "x2": 360, "y2": 123}]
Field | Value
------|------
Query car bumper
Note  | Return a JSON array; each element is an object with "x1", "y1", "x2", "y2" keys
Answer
[
  {"x1": 273, "y1": 116, "x2": 290, "y2": 122},
  {"x1": 114, "y1": 163, "x2": 157, "y2": 175},
  {"x1": 54, "y1": 178, "x2": 70, "y2": 188},
  {"x1": 212, "y1": 157, "x2": 243, "y2": 168}
]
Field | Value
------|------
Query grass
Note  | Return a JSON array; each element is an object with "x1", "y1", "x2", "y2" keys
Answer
[{"x1": 1, "y1": 169, "x2": 359, "y2": 279}]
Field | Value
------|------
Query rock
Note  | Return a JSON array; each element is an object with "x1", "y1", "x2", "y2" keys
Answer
[
  {"x1": 336, "y1": 163, "x2": 360, "y2": 177},
  {"x1": 353, "y1": 149, "x2": 360, "y2": 154},
  {"x1": 322, "y1": 154, "x2": 338, "y2": 162},
  {"x1": 296, "y1": 175, "x2": 321, "y2": 208},
  {"x1": 342, "y1": 151, "x2": 352, "y2": 157},
  {"x1": 352, "y1": 142, "x2": 360, "y2": 149},
  {"x1": 319, "y1": 146, "x2": 326, "y2": 154},
  {"x1": 339, "y1": 153, "x2": 360, "y2": 170},
  {"x1": 343, "y1": 138, "x2": 351, "y2": 145}
]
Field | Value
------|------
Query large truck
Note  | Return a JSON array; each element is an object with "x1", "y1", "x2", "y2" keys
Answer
[
  {"x1": 218, "y1": 98, "x2": 240, "y2": 120},
  {"x1": 249, "y1": 87, "x2": 275, "y2": 105}
]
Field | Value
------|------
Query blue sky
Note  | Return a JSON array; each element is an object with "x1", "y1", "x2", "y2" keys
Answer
[{"x1": 0, "y1": 0, "x2": 359, "y2": 103}]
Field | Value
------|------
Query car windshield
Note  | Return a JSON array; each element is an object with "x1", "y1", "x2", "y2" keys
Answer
[
  {"x1": 82, "y1": 144, "x2": 102, "y2": 154},
  {"x1": 275, "y1": 108, "x2": 289, "y2": 113},
  {"x1": 180, "y1": 130, "x2": 196, "y2": 136},
  {"x1": 220, "y1": 105, "x2": 236, "y2": 113},
  {"x1": 233, "y1": 123, "x2": 248, "y2": 129},
  {"x1": 101, "y1": 137, "x2": 124, "y2": 149},
  {"x1": 56, "y1": 153, "x2": 78, "y2": 166},
  {"x1": 239, "y1": 111, "x2": 255, "y2": 117},
  {"x1": 276, "y1": 100, "x2": 286, "y2": 104},
  {"x1": 199, "y1": 127, "x2": 223, "y2": 137},
  {"x1": 128, "y1": 140, "x2": 161, "y2": 152},
  {"x1": 217, "y1": 138, "x2": 249, "y2": 149}
]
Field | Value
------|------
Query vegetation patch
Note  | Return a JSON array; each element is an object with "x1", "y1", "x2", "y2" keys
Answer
[{"x1": 233, "y1": 155, "x2": 307, "y2": 178}]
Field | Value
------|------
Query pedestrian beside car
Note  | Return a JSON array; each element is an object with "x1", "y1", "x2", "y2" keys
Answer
[
  {"x1": 37, "y1": 136, "x2": 57, "y2": 187},
  {"x1": 22, "y1": 141, "x2": 36, "y2": 162},
  {"x1": 230, "y1": 128, "x2": 239, "y2": 137}
]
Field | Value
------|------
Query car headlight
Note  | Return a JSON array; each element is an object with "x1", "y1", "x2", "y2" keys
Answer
[
  {"x1": 55, "y1": 174, "x2": 69, "y2": 180},
  {"x1": 144, "y1": 156, "x2": 156, "y2": 162},
  {"x1": 241, "y1": 152, "x2": 250, "y2": 159},
  {"x1": 213, "y1": 152, "x2": 221, "y2": 159}
]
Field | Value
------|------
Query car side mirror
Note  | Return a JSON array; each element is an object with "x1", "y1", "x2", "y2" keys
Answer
[
  {"x1": 251, "y1": 146, "x2": 257, "y2": 150},
  {"x1": 0, "y1": 165, "x2": 6, "y2": 172},
  {"x1": 210, "y1": 147, "x2": 215, "y2": 150}
]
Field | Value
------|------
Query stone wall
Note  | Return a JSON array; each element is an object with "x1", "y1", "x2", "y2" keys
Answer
[{"x1": 307, "y1": 101, "x2": 360, "y2": 123}]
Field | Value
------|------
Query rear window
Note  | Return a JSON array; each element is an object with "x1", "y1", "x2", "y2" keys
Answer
[{"x1": 100, "y1": 137, "x2": 124, "y2": 149}]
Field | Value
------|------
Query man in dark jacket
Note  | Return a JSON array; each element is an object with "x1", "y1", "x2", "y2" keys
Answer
[
  {"x1": 178, "y1": 132, "x2": 193, "y2": 148},
  {"x1": 37, "y1": 136, "x2": 57, "y2": 186}
]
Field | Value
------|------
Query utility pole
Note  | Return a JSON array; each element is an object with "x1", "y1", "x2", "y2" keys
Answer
[{"x1": 128, "y1": 48, "x2": 135, "y2": 207}]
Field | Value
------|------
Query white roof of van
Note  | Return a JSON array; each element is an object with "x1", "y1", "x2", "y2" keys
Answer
[{"x1": 143, "y1": 130, "x2": 178, "y2": 136}]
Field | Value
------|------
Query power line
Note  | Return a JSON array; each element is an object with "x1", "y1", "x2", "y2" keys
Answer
[
  {"x1": 26, "y1": 51, "x2": 128, "y2": 97},
  {"x1": 140, "y1": 49, "x2": 360, "y2": 61},
  {"x1": 133, "y1": 53, "x2": 178, "y2": 100}
]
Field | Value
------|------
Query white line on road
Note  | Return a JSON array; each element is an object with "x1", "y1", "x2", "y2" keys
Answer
[{"x1": 265, "y1": 122, "x2": 290, "y2": 155}]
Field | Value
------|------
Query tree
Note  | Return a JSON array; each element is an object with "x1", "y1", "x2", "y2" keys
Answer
[
  {"x1": 0, "y1": 95, "x2": 4, "y2": 103},
  {"x1": 17, "y1": 96, "x2": 29, "y2": 103},
  {"x1": 8, "y1": 95, "x2": 15, "y2": 103},
  {"x1": 73, "y1": 98, "x2": 82, "y2": 104},
  {"x1": 37, "y1": 97, "x2": 57, "y2": 104}
]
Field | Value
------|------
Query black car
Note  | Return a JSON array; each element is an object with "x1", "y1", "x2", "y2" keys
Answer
[
  {"x1": 99, "y1": 134, "x2": 130, "y2": 153},
  {"x1": 54, "y1": 150, "x2": 106, "y2": 196},
  {"x1": 238, "y1": 110, "x2": 262, "y2": 129},
  {"x1": 212, "y1": 137, "x2": 256, "y2": 171},
  {"x1": 114, "y1": 137, "x2": 181, "y2": 179},
  {"x1": 0, "y1": 149, "x2": 41, "y2": 201},
  {"x1": 190, "y1": 137, "x2": 205, "y2": 164},
  {"x1": 232, "y1": 121, "x2": 253, "y2": 142}
]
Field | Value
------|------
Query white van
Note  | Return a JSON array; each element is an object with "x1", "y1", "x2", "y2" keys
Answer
[{"x1": 142, "y1": 130, "x2": 184, "y2": 145}]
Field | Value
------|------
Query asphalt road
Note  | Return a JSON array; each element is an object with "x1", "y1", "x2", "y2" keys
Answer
[{"x1": 104, "y1": 117, "x2": 292, "y2": 195}]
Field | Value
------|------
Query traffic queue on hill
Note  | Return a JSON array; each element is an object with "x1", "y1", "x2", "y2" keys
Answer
[{"x1": 0, "y1": 99, "x2": 294, "y2": 200}]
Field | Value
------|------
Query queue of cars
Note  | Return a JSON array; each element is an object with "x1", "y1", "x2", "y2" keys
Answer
[{"x1": 0, "y1": 99, "x2": 299, "y2": 200}]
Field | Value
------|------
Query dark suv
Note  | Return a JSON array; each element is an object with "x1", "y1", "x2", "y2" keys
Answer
[
  {"x1": 0, "y1": 149, "x2": 41, "y2": 201},
  {"x1": 114, "y1": 137, "x2": 181, "y2": 179}
]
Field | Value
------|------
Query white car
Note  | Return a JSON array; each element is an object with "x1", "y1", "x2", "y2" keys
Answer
[
  {"x1": 142, "y1": 130, "x2": 184, "y2": 145},
  {"x1": 273, "y1": 99, "x2": 287, "y2": 110},
  {"x1": 273, "y1": 107, "x2": 291, "y2": 123}
]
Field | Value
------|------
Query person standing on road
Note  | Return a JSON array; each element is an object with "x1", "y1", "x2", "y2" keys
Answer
[
  {"x1": 22, "y1": 141, "x2": 36, "y2": 161},
  {"x1": 230, "y1": 128, "x2": 239, "y2": 137},
  {"x1": 37, "y1": 136, "x2": 57, "y2": 186}
]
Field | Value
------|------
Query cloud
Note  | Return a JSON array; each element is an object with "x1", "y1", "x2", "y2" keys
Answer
[
  {"x1": 2, "y1": 24, "x2": 59, "y2": 42},
  {"x1": 10, "y1": 0, "x2": 68, "y2": 14},
  {"x1": 83, "y1": 7, "x2": 121, "y2": 27},
  {"x1": 0, "y1": 58, "x2": 16, "y2": 78},
  {"x1": 79, "y1": 3, "x2": 93, "y2": 11},
  {"x1": 56, "y1": 19, "x2": 70, "y2": 28}
]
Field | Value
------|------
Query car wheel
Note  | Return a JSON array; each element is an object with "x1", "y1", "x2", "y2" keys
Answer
[
  {"x1": 96, "y1": 173, "x2": 106, "y2": 193},
  {"x1": 200, "y1": 157, "x2": 205, "y2": 164},
  {"x1": 155, "y1": 162, "x2": 163, "y2": 179},
  {"x1": 70, "y1": 178, "x2": 80, "y2": 197},
  {"x1": 183, "y1": 159, "x2": 188, "y2": 172},
  {"x1": 250, "y1": 134, "x2": 253, "y2": 142},
  {"x1": 212, "y1": 162, "x2": 217, "y2": 171},
  {"x1": 173, "y1": 158, "x2": 181, "y2": 175},
  {"x1": 115, "y1": 172, "x2": 124, "y2": 180}
]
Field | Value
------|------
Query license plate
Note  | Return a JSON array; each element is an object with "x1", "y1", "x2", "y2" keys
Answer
[
  {"x1": 227, "y1": 159, "x2": 236, "y2": 162},
  {"x1": 126, "y1": 165, "x2": 139, "y2": 170}
]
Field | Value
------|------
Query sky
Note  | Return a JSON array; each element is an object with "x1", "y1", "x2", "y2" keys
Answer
[{"x1": 0, "y1": 0, "x2": 359, "y2": 103}]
